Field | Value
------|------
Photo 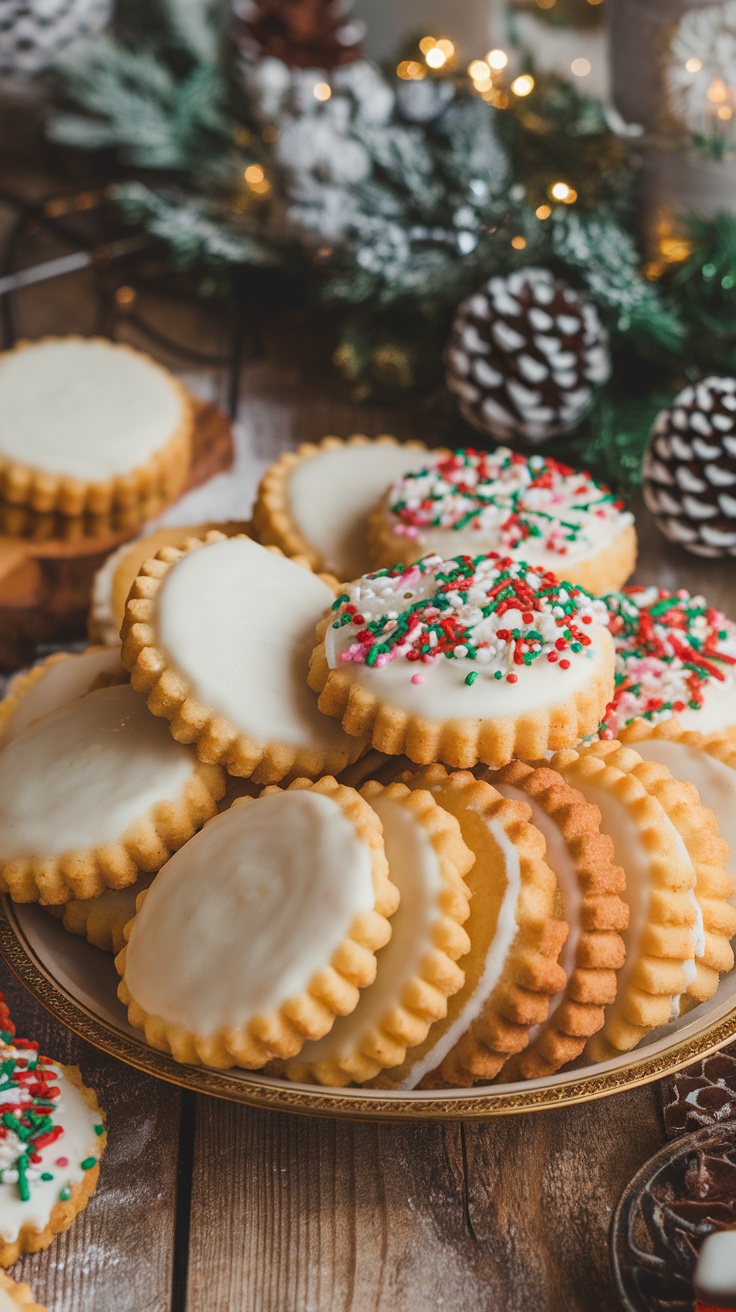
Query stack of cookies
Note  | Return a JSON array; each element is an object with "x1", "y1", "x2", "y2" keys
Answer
[
  {"x1": 0, "y1": 338, "x2": 193, "y2": 541},
  {"x1": 2, "y1": 436, "x2": 736, "y2": 1090}
]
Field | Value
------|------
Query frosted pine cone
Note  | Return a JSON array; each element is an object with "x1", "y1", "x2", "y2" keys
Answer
[
  {"x1": 445, "y1": 268, "x2": 610, "y2": 446},
  {"x1": 644, "y1": 377, "x2": 736, "y2": 558}
]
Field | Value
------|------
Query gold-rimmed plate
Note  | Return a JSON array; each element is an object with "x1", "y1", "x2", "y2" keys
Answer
[{"x1": 2, "y1": 898, "x2": 735, "y2": 1121}]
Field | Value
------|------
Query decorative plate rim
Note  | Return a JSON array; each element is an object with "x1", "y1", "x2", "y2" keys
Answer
[{"x1": 2, "y1": 903, "x2": 735, "y2": 1121}]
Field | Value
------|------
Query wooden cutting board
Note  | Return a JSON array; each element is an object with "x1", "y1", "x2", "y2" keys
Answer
[{"x1": 0, "y1": 398, "x2": 235, "y2": 670}]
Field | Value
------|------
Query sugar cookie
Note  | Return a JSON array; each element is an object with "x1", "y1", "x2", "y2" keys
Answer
[
  {"x1": 0, "y1": 338, "x2": 191, "y2": 520},
  {"x1": 117, "y1": 777, "x2": 399, "y2": 1069},
  {"x1": 284, "y1": 780, "x2": 472, "y2": 1086},
  {"x1": 370, "y1": 447, "x2": 636, "y2": 592},
  {"x1": 0, "y1": 647, "x2": 125, "y2": 748},
  {"x1": 0, "y1": 997, "x2": 105, "y2": 1267},
  {"x1": 0, "y1": 683, "x2": 225, "y2": 904},
  {"x1": 310, "y1": 552, "x2": 614, "y2": 769},
  {"x1": 121, "y1": 532, "x2": 367, "y2": 783},
  {"x1": 487, "y1": 761, "x2": 628, "y2": 1078}
]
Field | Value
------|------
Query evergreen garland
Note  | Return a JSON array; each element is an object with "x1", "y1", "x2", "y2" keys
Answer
[{"x1": 44, "y1": 0, "x2": 736, "y2": 491}]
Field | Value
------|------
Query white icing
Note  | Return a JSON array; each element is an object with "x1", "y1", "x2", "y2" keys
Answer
[
  {"x1": 495, "y1": 783, "x2": 581, "y2": 1009},
  {"x1": 327, "y1": 560, "x2": 612, "y2": 721},
  {"x1": 0, "y1": 340, "x2": 185, "y2": 480},
  {"x1": 155, "y1": 537, "x2": 355, "y2": 752},
  {"x1": 124, "y1": 791, "x2": 376, "y2": 1035},
  {"x1": 286, "y1": 443, "x2": 432, "y2": 579},
  {"x1": 0, "y1": 1058, "x2": 102, "y2": 1244},
  {"x1": 677, "y1": 677, "x2": 736, "y2": 734},
  {"x1": 632, "y1": 739, "x2": 736, "y2": 899},
  {"x1": 381, "y1": 447, "x2": 633, "y2": 573},
  {"x1": 400, "y1": 817, "x2": 521, "y2": 1090},
  {"x1": 696, "y1": 1231, "x2": 736, "y2": 1298},
  {"x1": 293, "y1": 795, "x2": 442, "y2": 1067},
  {"x1": 0, "y1": 684, "x2": 195, "y2": 859},
  {"x1": 0, "y1": 648, "x2": 124, "y2": 747}
]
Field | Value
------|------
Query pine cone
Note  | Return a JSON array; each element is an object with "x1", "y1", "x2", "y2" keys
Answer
[
  {"x1": 644, "y1": 378, "x2": 736, "y2": 558},
  {"x1": 0, "y1": 0, "x2": 112, "y2": 75},
  {"x1": 445, "y1": 267, "x2": 610, "y2": 446},
  {"x1": 233, "y1": 0, "x2": 363, "y2": 70}
]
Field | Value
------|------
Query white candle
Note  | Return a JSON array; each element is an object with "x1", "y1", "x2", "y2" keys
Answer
[{"x1": 353, "y1": 0, "x2": 506, "y2": 63}]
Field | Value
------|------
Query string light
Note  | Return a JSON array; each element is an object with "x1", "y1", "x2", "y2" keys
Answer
[
  {"x1": 549, "y1": 181, "x2": 577, "y2": 203},
  {"x1": 571, "y1": 57, "x2": 591, "y2": 77},
  {"x1": 314, "y1": 82, "x2": 331, "y2": 101},
  {"x1": 708, "y1": 78, "x2": 728, "y2": 103},
  {"x1": 426, "y1": 46, "x2": 448, "y2": 68},
  {"x1": 486, "y1": 49, "x2": 508, "y2": 70},
  {"x1": 535, "y1": 204, "x2": 552, "y2": 220},
  {"x1": 511, "y1": 74, "x2": 535, "y2": 97},
  {"x1": 718, "y1": 105, "x2": 733, "y2": 120},
  {"x1": 436, "y1": 38, "x2": 455, "y2": 59},
  {"x1": 511, "y1": 236, "x2": 527, "y2": 250},
  {"x1": 397, "y1": 60, "x2": 425, "y2": 80},
  {"x1": 685, "y1": 56, "x2": 702, "y2": 73},
  {"x1": 469, "y1": 59, "x2": 491, "y2": 82},
  {"x1": 419, "y1": 36, "x2": 436, "y2": 54},
  {"x1": 244, "y1": 164, "x2": 270, "y2": 195}
]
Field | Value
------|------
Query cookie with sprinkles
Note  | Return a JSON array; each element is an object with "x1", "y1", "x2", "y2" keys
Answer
[
  {"x1": 309, "y1": 552, "x2": 615, "y2": 770},
  {"x1": 0, "y1": 1270, "x2": 48, "y2": 1311},
  {"x1": 0, "y1": 996, "x2": 105, "y2": 1267},
  {"x1": 370, "y1": 447, "x2": 637, "y2": 594},
  {"x1": 601, "y1": 585, "x2": 736, "y2": 739}
]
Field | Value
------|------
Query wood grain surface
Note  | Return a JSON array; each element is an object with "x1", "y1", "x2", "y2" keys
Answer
[{"x1": 0, "y1": 174, "x2": 734, "y2": 1312}]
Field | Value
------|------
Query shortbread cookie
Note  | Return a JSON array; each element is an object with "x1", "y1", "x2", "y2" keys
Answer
[
  {"x1": 551, "y1": 742, "x2": 727, "y2": 1059},
  {"x1": 121, "y1": 531, "x2": 367, "y2": 783},
  {"x1": 253, "y1": 435, "x2": 441, "y2": 579},
  {"x1": 0, "y1": 1271, "x2": 47, "y2": 1311},
  {"x1": 284, "y1": 780, "x2": 473, "y2": 1086},
  {"x1": 117, "y1": 777, "x2": 399, "y2": 1069},
  {"x1": 50, "y1": 877, "x2": 154, "y2": 955},
  {"x1": 601, "y1": 585, "x2": 736, "y2": 738},
  {"x1": 310, "y1": 552, "x2": 614, "y2": 769},
  {"x1": 487, "y1": 761, "x2": 628, "y2": 1078},
  {"x1": 370, "y1": 447, "x2": 637, "y2": 593},
  {"x1": 89, "y1": 519, "x2": 250, "y2": 645},
  {"x1": 617, "y1": 717, "x2": 736, "y2": 897},
  {"x1": 0, "y1": 683, "x2": 225, "y2": 904},
  {"x1": 0, "y1": 997, "x2": 105, "y2": 1267},
  {"x1": 0, "y1": 646, "x2": 125, "y2": 748},
  {"x1": 0, "y1": 338, "x2": 192, "y2": 520},
  {"x1": 377, "y1": 766, "x2": 568, "y2": 1088}
]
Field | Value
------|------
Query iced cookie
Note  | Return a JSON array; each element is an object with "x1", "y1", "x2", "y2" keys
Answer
[
  {"x1": 0, "y1": 1271, "x2": 46, "y2": 1311},
  {"x1": 284, "y1": 780, "x2": 473, "y2": 1086},
  {"x1": 372, "y1": 766, "x2": 568, "y2": 1088},
  {"x1": 0, "y1": 647, "x2": 125, "y2": 748},
  {"x1": 0, "y1": 338, "x2": 191, "y2": 520},
  {"x1": 0, "y1": 997, "x2": 105, "y2": 1267},
  {"x1": 370, "y1": 447, "x2": 636, "y2": 593},
  {"x1": 121, "y1": 531, "x2": 367, "y2": 783},
  {"x1": 117, "y1": 777, "x2": 399, "y2": 1069},
  {"x1": 89, "y1": 519, "x2": 249, "y2": 645},
  {"x1": 616, "y1": 718, "x2": 736, "y2": 893},
  {"x1": 487, "y1": 761, "x2": 629, "y2": 1078},
  {"x1": 253, "y1": 435, "x2": 441, "y2": 579},
  {"x1": 601, "y1": 585, "x2": 736, "y2": 738},
  {"x1": 49, "y1": 877, "x2": 154, "y2": 955},
  {"x1": 0, "y1": 683, "x2": 225, "y2": 904},
  {"x1": 310, "y1": 552, "x2": 614, "y2": 769},
  {"x1": 552, "y1": 741, "x2": 732, "y2": 1060}
]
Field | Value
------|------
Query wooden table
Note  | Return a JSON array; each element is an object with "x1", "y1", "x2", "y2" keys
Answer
[{"x1": 1, "y1": 185, "x2": 735, "y2": 1310}]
